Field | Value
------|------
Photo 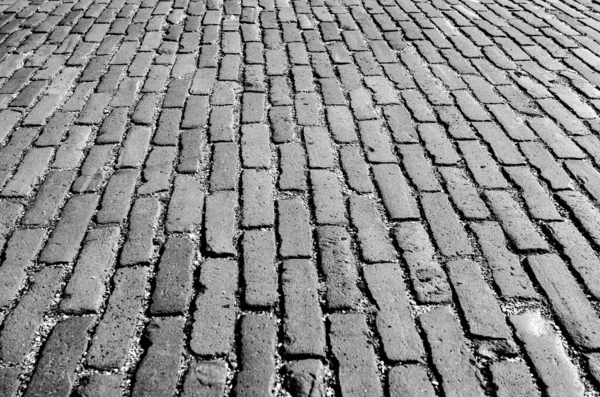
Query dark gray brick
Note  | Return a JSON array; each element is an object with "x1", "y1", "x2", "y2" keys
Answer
[
  {"x1": 120, "y1": 197, "x2": 160, "y2": 265},
  {"x1": 282, "y1": 259, "x2": 325, "y2": 357},
  {"x1": 131, "y1": 317, "x2": 185, "y2": 397},
  {"x1": 87, "y1": 267, "x2": 149, "y2": 369},
  {"x1": 510, "y1": 310, "x2": 584, "y2": 396},
  {"x1": 364, "y1": 263, "x2": 425, "y2": 362},
  {"x1": 349, "y1": 195, "x2": 396, "y2": 262},
  {"x1": 329, "y1": 314, "x2": 383, "y2": 397},
  {"x1": 205, "y1": 191, "x2": 237, "y2": 255},
  {"x1": 278, "y1": 197, "x2": 312, "y2": 258},
  {"x1": 420, "y1": 306, "x2": 486, "y2": 397},
  {"x1": 24, "y1": 316, "x2": 95, "y2": 397},
  {"x1": 151, "y1": 236, "x2": 195, "y2": 315},
  {"x1": 0, "y1": 267, "x2": 64, "y2": 362},
  {"x1": 39, "y1": 194, "x2": 99, "y2": 263},
  {"x1": 166, "y1": 175, "x2": 204, "y2": 232},
  {"x1": 191, "y1": 259, "x2": 238, "y2": 355},
  {"x1": 60, "y1": 227, "x2": 120, "y2": 314},
  {"x1": 242, "y1": 230, "x2": 278, "y2": 308}
]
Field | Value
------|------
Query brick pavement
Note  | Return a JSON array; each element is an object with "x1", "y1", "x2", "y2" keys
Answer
[{"x1": 2, "y1": 0, "x2": 600, "y2": 395}]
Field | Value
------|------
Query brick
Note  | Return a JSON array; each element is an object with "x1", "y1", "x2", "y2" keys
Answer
[
  {"x1": 132, "y1": 93, "x2": 161, "y2": 124},
  {"x1": 96, "y1": 169, "x2": 139, "y2": 224},
  {"x1": 358, "y1": 119, "x2": 397, "y2": 163},
  {"x1": 505, "y1": 167, "x2": 562, "y2": 221},
  {"x1": 397, "y1": 144, "x2": 441, "y2": 192},
  {"x1": 35, "y1": 112, "x2": 76, "y2": 147},
  {"x1": 97, "y1": 108, "x2": 128, "y2": 144},
  {"x1": 510, "y1": 311, "x2": 584, "y2": 396},
  {"x1": 131, "y1": 317, "x2": 185, "y2": 397},
  {"x1": 310, "y1": 170, "x2": 347, "y2": 225},
  {"x1": 565, "y1": 160, "x2": 600, "y2": 202},
  {"x1": 372, "y1": 163, "x2": 418, "y2": 220},
  {"x1": 295, "y1": 92, "x2": 322, "y2": 125},
  {"x1": 474, "y1": 122, "x2": 525, "y2": 165},
  {"x1": 24, "y1": 316, "x2": 95, "y2": 397},
  {"x1": 2, "y1": 147, "x2": 53, "y2": 197},
  {"x1": 364, "y1": 263, "x2": 424, "y2": 362},
  {"x1": 421, "y1": 192, "x2": 473, "y2": 256},
  {"x1": 388, "y1": 365, "x2": 435, "y2": 397},
  {"x1": 270, "y1": 106, "x2": 295, "y2": 142},
  {"x1": 549, "y1": 222, "x2": 600, "y2": 300},
  {"x1": 117, "y1": 126, "x2": 152, "y2": 168},
  {"x1": 326, "y1": 106, "x2": 358, "y2": 143},
  {"x1": 52, "y1": 126, "x2": 92, "y2": 169},
  {"x1": 120, "y1": 197, "x2": 160, "y2": 265},
  {"x1": 241, "y1": 123, "x2": 270, "y2": 168},
  {"x1": 60, "y1": 227, "x2": 119, "y2": 313},
  {"x1": 439, "y1": 167, "x2": 489, "y2": 220},
  {"x1": 349, "y1": 88, "x2": 377, "y2": 120},
  {"x1": 528, "y1": 254, "x2": 600, "y2": 350},
  {"x1": 87, "y1": 267, "x2": 148, "y2": 369},
  {"x1": 528, "y1": 117, "x2": 585, "y2": 159},
  {"x1": 166, "y1": 175, "x2": 204, "y2": 232},
  {"x1": 283, "y1": 360, "x2": 325, "y2": 397},
  {"x1": 538, "y1": 98, "x2": 590, "y2": 136},
  {"x1": 242, "y1": 230, "x2": 278, "y2": 308},
  {"x1": 191, "y1": 259, "x2": 238, "y2": 355},
  {"x1": 282, "y1": 260, "x2": 325, "y2": 357},
  {"x1": 138, "y1": 146, "x2": 177, "y2": 194},
  {"x1": 383, "y1": 105, "x2": 418, "y2": 143},
  {"x1": 329, "y1": 314, "x2": 383, "y2": 397},
  {"x1": 304, "y1": 126, "x2": 334, "y2": 168},
  {"x1": 0, "y1": 367, "x2": 20, "y2": 397},
  {"x1": 233, "y1": 314, "x2": 276, "y2": 396},
  {"x1": 488, "y1": 104, "x2": 537, "y2": 141},
  {"x1": 418, "y1": 123, "x2": 460, "y2": 165},
  {"x1": 39, "y1": 194, "x2": 99, "y2": 263},
  {"x1": 0, "y1": 267, "x2": 64, "y2": 362},
  {"x1": 76, "y1": 374, "x2": 123, "y2": 397},
  {"x1": 486, "y1": 190, "x2": 548, "y2": 251},
  {"x1": 339, "y1": 146, "x2": 373, "y2": 193},
  {"x1": 182, "y1": 361, "x2": 228, "y2": 397},
  {"x1": 242, "y1": 92, "x2": 265, "y2": 123},
  {"x1": 436, "y1": 106, "x2": 477, "y2": 139},
  {"x1": 420, "y1": 306, "x2": 486, "y2": 397},
  {"x1": 278, "y1": 197, "x2": 312, "y2": 258},
  {"x1": 447, "y1": 259, "x2": 516, "y2": 352},
  {"x1": 279, "y1": 142, "x2": 307, "y2": 191},
  {"x1": 490, "y1": 361, "x2": 539, "y2": 397},
  {"x1": 316, "y1": 226, "x2": 360, "y2": 310},
  {"x1": 72, "y1": 145, "x2": 114, "y2": 193},
  {"x1": 0, "y1": 229, "x2": 46, "y2": 309},
  {"x1": 205, "y1": 191, "x2": 237, "y2": 255},
  {"x1": 349, "y1": 195, "x2": 395, "y2": 262},
  {"x1": 209, "y1": 106, "x2": 235, "y2": 142},
  {"x1": 520, "y1": 142, "x2": 573, "y2": 190},
  {"x1": 242, "y1": 169, "x2": 274, "y2": 227},
  {"x1": 210, "y1": 143, "x2": 238, "y2": 191},
  {"x1": 153, "y1": 108, "x2": 182, "y2": 146},
  {"x1": 458, "y1": 140, "x2": 509, "y2": 189}
]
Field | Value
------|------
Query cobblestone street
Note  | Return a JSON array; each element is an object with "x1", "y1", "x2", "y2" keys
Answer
[{"x1": 3, "y1": 0, "x2": 600, "y2": 395}]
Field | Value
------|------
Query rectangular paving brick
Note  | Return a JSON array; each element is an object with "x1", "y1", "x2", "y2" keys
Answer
[
  {"x1": 282, "y1": 259, "x2": 325, "y2": 358},
  {"x1": 242, "y1": 230, "x2": 278, "y2": 308},
  {"x1": 191, "y1": 259, "x2": 238, "y2": 356},
  {"x1": 87, "y1": 267, "x2": 149, "y2": 369},
  {"x1": 39, "y1": 194, "x2": 99, "y2": 263},
  {"x1": 329, "y1": 314, "x2": 383, "y2": 397},
  {"x1": 60, "y1": 227, "x2": 120, "y2": 314},
  {"x1": 0, "y1": 267, "x2": 64, "y2": 362},
  {"x1": 364, "y1": 263, "x2": 425, "y2": 362},
  {"x1": 150, "y1": 236, "x2": 195, "y2": 315}
]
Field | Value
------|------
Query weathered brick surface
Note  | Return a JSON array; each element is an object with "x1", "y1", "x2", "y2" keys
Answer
[{"x1": 3, "y1": 0, "x2": 600, "y2": 394}]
